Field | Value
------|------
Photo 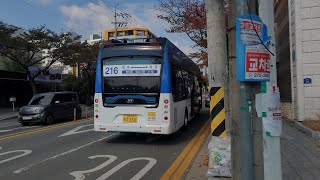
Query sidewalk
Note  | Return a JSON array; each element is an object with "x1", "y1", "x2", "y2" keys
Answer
[
  {"x1": 186, "y1": 119, "x2": 320, "y2": 180},
  {"x1": 0, "y1": 107, "x2": 19, "y2": 121},
  {"x1": 281, "y1": 120, "x2": 320, "y2": 180}
]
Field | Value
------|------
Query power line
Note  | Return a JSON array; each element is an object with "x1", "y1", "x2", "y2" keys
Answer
[{"x1": 90, "y1": 0, "x2": 147, "y2": 29}]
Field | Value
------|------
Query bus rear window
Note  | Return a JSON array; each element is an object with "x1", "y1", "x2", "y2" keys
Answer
[
  {"x1": 102, "y1": 56, "x2": 162, "y2": 95},
  {"x1": 104, "y1": 76, "x2": 160, "y2": 94}
]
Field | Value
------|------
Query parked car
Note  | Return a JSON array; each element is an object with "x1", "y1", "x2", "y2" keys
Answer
[
  {"x1": 18, "y1": 92, "x2": 82, "y2": 126},
  {"x1": 205, "y1": 94, "x2": 210, "y2": 108}
]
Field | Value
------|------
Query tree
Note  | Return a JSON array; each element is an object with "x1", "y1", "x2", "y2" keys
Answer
[
  {"x1": 155, "y1": 0, "x2": 229, "y2": 66},
  {"x1": 0, "y1": 21, "x2": 81, "y2": 95},
  {"x1": 155, "y1": 0, "x2": 207, "y2": 65},
  {"x1": 63, "y1": 41, "x2": 100, "y2": 105}
]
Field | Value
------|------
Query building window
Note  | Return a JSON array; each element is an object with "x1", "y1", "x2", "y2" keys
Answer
[
  {"x1": 108, "y1": 32, "x2": 114, "y2": 38},
  {"x1": 137, "y1": 30, "x2": 144, "y2": 36},
  {"x1": 125, "y1": 30, "x2": 134, "y2": 36},
  {"x1": 117, "y1": 31, "x2": 123, "y2": 36}
]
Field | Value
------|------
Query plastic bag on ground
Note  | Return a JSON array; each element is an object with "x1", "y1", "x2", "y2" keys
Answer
[{"x1": 207, "y1": 136, "x2": 231, "y2": 177}]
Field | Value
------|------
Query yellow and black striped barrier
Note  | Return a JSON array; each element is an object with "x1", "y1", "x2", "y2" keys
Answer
[{"x1": 210, "y1": 87, "x2": 227, "y2": 137}]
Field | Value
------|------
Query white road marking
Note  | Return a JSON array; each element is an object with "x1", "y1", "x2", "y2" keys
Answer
[
  {"x1": 58, "y1": 124, "x2": 94, "y2": 137},
  {"x1": 70, "y1": 155, "x2": 117, "y2": 180},
  {"x1": 13, "y1": 133, "x2": 118, "y2": 174},
  {"x1": 0, "y1": 122, "x2": 20, "y2": 128},
  {"x1": 0, "y1": 129, "x2": 12, "y2": 133},
  {"x1": 97, "y1": 157, "x2": 157, "y2": 180},
  {"x1": 0, "y1": 150, "x2": 32, "y2": 164},
  {"x1": 0, "y1": 126, "x2": 38, "y2": 133}
]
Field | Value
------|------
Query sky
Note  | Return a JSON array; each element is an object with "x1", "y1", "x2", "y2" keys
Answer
[{"x1": 0, "y1": 0, "x2": 198, "y2": 55}]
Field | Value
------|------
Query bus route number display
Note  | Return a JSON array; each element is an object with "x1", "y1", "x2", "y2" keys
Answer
[{"x1": 103, "y1": 64, "x2": 161, "y2": 77}]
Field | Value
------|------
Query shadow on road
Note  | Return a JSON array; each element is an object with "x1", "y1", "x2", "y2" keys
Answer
[{"x1": 104, "y1": 109, "x2": 210, "y2": 145}]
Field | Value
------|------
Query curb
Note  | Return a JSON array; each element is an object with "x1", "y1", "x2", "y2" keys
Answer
[{"x1": 293, "y1": 121, "x2": 320, "y2": 139}]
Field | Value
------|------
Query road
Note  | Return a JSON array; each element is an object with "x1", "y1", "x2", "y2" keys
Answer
[{"x1": 0, "y1": 107, "x2": 210, "y2": 180}]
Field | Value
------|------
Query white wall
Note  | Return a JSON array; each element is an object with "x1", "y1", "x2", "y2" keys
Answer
[{"x1": 289, "y1": 0, "x2": 320, "y2": 120}]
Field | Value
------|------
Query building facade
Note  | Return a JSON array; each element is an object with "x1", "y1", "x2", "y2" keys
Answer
[
  {"x1": 103, "y1": 28, "x2": 157, "y2": 40},
  {"x1": 288, "y1": 0, "x2": 320, "y2": 121},
  {"x1": 274, "y1": 0, "x2": 292, "y2": 119},
  {"x1": 87, "y1": 34, "x2": 102, "y2": 45}
]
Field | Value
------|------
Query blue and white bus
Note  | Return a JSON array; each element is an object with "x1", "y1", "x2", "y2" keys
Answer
[{"x1": 94, "y1": 38, "x2": 202, "y2": 134}]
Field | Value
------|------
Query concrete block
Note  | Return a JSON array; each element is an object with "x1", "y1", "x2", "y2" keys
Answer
[
  {"x1": 301, "y1": 18, "x2": 320, "y2": 30},
  {"x1": 301, "y1": 0, "x2": 320, "y2": 8},
  {"x1": 304, "y1": 98, "x2": 316, "y2": 109},
  {"x1": 304, "y1": 86, "x2": 320, "y2": 97},
  {"x1": 303, "y1": 64, "x2": 320, "y2": 75},
  {"x1": 303, "y1": 41, "x2": 320, "y2": 53},
  {"x1": 301, "y1": 8, "x2": 311, "y2": 19},
  {"x1": 301, "y1": 7, "x2": 320, "y2": 19},
  {"x1": 303, "y1": 52, "x2": 320, "y2": 64},
  {"x1": 302, "y1": 29, "x2": 320, "y2": 41}
]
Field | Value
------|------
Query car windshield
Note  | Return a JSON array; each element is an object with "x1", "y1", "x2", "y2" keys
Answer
[{"x1": 29, "y1": 94, "x2": 53, "y2": 105}]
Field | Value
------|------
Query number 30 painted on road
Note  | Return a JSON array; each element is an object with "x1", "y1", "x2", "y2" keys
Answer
[{"x1": 70, "y1": 155, "x2": 157, "y2": 180}]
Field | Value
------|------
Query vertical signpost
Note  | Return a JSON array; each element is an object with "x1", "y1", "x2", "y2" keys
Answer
[
  {"x1": 236, "y1": 12, "x2": 282, "y2": 180},
  {"x1": 9, "y1": 97, "x2": 16, "y2": 112}
]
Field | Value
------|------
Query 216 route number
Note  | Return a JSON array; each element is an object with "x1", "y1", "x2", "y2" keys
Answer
[{"x1": 105, "y1": 67, "x2": 119, "y2": 75}]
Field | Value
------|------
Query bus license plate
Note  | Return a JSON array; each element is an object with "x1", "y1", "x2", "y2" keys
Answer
[{"x1": 123, "y1": 115, "x2": 138, "y2": 123}]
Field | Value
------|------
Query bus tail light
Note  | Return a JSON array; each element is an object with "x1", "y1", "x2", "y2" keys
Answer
[
  {"x1": 94, "y1": 97, "x2": 99, "y2": 120},
  {"x1": 164, "y1": 116, "x2": 168, "y2": 121}
]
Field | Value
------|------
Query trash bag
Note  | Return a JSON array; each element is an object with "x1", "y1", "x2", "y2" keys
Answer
[{"x1": 207, "y1": 136, "x2": 231, "y2": 177}]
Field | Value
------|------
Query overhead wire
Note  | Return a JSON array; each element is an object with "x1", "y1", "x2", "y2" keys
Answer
[
  {"x1": 245, "y1": 0, "x2": 274, "y2": 56},
  {"x1": 90, "y1": 0, "x2": 148, "y2": 29}
]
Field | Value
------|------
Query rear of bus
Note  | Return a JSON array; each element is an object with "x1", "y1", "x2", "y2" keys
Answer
[{"x1": 94, "y1": 39, "x2": 175, "y2": 134}]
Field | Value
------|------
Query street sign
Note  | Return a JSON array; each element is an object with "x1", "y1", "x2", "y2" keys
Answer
[
  {"x1": 304, "y1": 77, "x2": 312, "y2": 84},
  {"x1": 236, "y1": 14, "x2": 270, "y2": 82}
]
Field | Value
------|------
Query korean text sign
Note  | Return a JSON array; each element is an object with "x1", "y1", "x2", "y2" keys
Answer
[{"x1": 236, "y1": 14, "x2": 270, "y2": 82}]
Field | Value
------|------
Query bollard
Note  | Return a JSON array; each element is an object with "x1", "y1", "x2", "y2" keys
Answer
[
  {"x1": 86, "y1": 106, "x2": 88, "y2": 120},
  {"x1": 74, "y1": 108, "x2": 76, "y2": 123}
]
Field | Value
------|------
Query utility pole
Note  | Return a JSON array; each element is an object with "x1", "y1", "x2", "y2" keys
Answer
[
  {"x1": 228, "y1": 0, "x2": 264, "y2": 180},
  {"x1": 259, "y1": 1, "x2": 282, "y2": 179},
  {"x1": 205, "y1": 0, "x2": 231, "y2": 178},
  {"x1": 111, "y1": 3, "x2": 129, "y2": 40},
  {"x1": 114, "y1": 3, "x2": 119, "y2": 40}
]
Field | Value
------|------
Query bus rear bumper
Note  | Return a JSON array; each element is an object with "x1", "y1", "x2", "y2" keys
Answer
[{"x1": 94, "y1": 123, "x2": 175, "y2": 135}]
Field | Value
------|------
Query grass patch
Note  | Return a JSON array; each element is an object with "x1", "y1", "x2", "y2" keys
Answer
[{"x1": 302, "y1": 120, "x2": 320, "y2": 131}]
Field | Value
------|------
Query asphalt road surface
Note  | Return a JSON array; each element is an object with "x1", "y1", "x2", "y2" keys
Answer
[{"x1": 0, "y1": 107, "x2": 210, "y2": 180}]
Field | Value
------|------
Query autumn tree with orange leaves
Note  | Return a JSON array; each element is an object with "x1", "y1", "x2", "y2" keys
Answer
[
  {"x1": 156, "y1": 0, "x2": 229, "y2": 68},
  {"x1": 156, "y1": 0, "x2": 208, "y2": 66}
]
